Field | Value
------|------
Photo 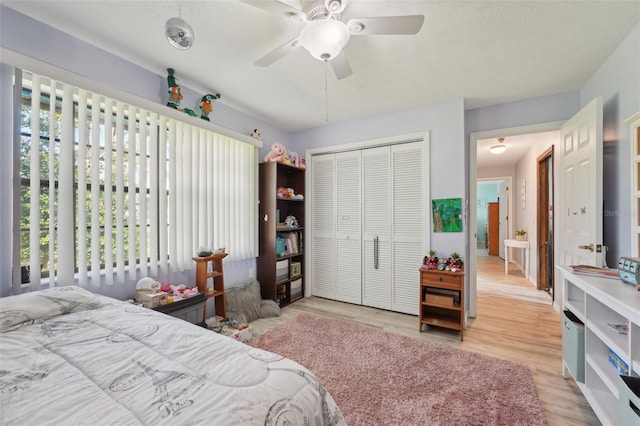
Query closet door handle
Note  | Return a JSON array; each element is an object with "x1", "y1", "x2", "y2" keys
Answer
[{"x1": 374, "y1": 236, "x2": 379, "y2": 270}]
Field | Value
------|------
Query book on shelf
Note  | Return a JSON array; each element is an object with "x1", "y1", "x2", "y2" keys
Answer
[
  {"x1": 569, "y1": 265, "x2": 620, "y2": 280},
  {"x1": 278, "y1": 231, "x2": 303, "y2": 255}
]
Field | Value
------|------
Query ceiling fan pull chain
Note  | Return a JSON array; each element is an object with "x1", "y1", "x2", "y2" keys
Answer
[{"x1": 325, "y1": 60, "x2": 329, "y2": 122}]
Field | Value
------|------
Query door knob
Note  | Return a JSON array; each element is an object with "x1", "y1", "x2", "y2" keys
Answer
[{"x1": 578, "y1": 243, "x2": 594, "y2": 252}]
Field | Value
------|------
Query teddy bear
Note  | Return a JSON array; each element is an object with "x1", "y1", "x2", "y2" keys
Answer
[
  {"x1": 288, "y1": 151, "x2": 299, "y2": 167},
  {"x1": 264, "y1": 143, "x2": 285, "y2": 162},
  {"x1": 281, "y1": 152, "x2": 292, "y2": 165},
  {"x1": 277, "y1": 187, "x2": 294, "y2": 199}
]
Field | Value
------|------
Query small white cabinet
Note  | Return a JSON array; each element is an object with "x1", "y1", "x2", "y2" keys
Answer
[{"x1": 558, "y1": 265, "x2": 640, "y2": 425}]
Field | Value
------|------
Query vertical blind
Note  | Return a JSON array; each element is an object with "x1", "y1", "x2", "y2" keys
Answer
[{"x1": 15, "y1": 69, "x2": 257, "y2": 292}]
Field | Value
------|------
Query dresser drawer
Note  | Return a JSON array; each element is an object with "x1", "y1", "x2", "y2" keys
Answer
[{"x1": 421, "y1": 272, "x2": 462, "y2": 290}]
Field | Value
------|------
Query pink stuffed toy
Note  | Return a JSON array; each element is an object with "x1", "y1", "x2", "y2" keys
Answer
[{"x1": 264, "y1": 143, "x2": 285, "y2": 162}]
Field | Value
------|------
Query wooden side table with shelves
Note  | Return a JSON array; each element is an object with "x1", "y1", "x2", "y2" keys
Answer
[
  {"x1": 193, "y1": 252, "x2": 228, "y2": 321},
  {"x1": 419, "y1": 268, "x2": 465, "y2": 341}
]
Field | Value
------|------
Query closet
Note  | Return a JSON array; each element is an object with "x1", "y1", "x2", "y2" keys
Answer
[{"x1": 310, "y1": 140, "x2": 427, "y2": 315}]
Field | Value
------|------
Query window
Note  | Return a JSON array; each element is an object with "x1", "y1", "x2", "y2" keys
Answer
[
  {"x1": 19, "y1": 82, "x2": 157, "y2": 285},
  {"x1": 14, "y1": 69, "x2": 257, "y2": 292}
]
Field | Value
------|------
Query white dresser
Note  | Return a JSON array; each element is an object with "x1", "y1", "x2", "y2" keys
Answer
[{"x1": 558, "y1": 265, "x2": 640, "y2": 425}]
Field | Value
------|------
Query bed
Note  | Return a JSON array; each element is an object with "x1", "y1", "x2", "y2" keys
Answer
[{"x1": 0, "y1": 286, "x2": 345, "y2": 425}]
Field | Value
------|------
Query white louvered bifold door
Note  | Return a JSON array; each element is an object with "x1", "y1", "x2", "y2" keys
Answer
[
  {"x1": 335, "y1": 151, "x2": 362, "y2": 304},
  {"x1": 311, "y1": 154, "x2": 337, "y2": 299},
  {"x1": 391, "y1": 142, "x2": 424, "y2": 315},
  {"x1": 361, "y1": 146, "x2": 391, "y2": 310}
]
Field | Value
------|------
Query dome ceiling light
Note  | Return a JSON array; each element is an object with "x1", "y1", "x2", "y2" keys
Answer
[{"x1": 490, "y1": 137, "x2": 507, "y2": 154}]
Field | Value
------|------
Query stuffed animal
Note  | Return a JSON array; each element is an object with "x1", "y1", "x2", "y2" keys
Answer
[
  {"x1": 299, "y1": 156, "x2": 306, "y2": 170},
  {"x1": 251, "y1": 129, "x2": 261, "y2": 140},
  {"x1": 277, "y1": 187, "x2": 294, "y2": 199},
  {"x1": 284, "y1": 215, "x2": 298, "y2": 227},
  {"x1": 199, "y1": 93, "x2": 221, "y2": 121},
  {"x1": 166, "y1": 68, "x2": 182, "y2": 109},
  {"x1": 281, "y1": 152, "x2": 292, "y2": 165},
  {"x1": 265, "y1": 143, "x2": 285, "y2": 162},
  {"x1": 288, "y1": 151, "x2": 299, "y2": 167}
]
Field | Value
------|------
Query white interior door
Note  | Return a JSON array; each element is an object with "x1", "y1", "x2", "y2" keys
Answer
[
  {"x1": 311, "y1": 154, "x2": 336, "y2": 299},
  {"x1": 390, "y1": 142, "x2": 424, "y2": 315},
  {"x1": 362, "y1": 146, "x2": 391, "y2": 310},
  {"x1": 498, "y1": 181, "x2": 508, "y2": 259},
  {"x1": 558, "y1": 97, "x2": 603, "y2": 267},
  {"x1": 336, "y1": 151, "x2": 362, "y2": 304}
]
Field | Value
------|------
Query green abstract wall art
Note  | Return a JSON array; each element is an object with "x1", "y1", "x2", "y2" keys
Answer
[{"x1": 432, "y1": 198, "x2": 463, "y2": 232}]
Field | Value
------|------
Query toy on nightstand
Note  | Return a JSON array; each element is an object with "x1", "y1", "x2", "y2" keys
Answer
[
  {"x1": 437, "y1": 257, "x2": 448, "y2": 271},
  {"x1": 448, "y1": 252, "x2": 463, "y2": 272},
  {"x1": 423, "y1": 250, "x2": 438, "y2": 270}
]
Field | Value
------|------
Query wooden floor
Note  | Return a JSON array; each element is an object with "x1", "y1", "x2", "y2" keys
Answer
[{"x1": 251, "y1": 252, "x2": 599, "y2": 426}]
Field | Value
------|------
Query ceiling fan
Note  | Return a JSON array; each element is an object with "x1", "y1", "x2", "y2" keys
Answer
[{"x1": 241, "y1": 0, "x2": 425, "y2": 79}]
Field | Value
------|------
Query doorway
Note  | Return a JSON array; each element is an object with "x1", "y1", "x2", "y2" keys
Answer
[
  {"x1": 468, "y1": 122, "x2": 564, "y2": 318},
  {"x1": 537, "y1": 147, "x2": 554, "y2": 297},
  {"x1": 477, "y1": 178, "x2": 510, "y2": 257}
]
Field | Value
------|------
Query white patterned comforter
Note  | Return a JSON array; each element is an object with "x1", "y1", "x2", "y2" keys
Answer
[{"x1": 0, "y1": 286, "x2": 345, "y2": 425}]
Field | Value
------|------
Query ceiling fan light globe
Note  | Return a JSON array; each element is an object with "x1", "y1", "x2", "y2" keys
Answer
[{"x1": 300, "y1": 19, "x2": 350, "y2": 61}]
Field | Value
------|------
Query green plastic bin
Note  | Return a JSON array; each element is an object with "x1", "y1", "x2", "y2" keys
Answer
[{"x1": 562, "y1": 310, "x2": 585, "y2": 383}]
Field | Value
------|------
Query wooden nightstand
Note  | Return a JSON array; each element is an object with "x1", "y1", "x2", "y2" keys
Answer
[{"x1": 419, "y1": 268, "x2": 465, "y2": 341}]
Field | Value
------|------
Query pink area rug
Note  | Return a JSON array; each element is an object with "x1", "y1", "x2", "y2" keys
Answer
[{"x1": 250, "y1": 313, "x2": 546, "y2": 426}]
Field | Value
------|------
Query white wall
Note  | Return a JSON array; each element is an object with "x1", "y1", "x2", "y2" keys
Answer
[
  {"x1": 512, "y1": 132, "x2": 557, "y2": 284},
  {"x1": 580, "y1": 22, "x2": 640, "y2": 265},
  {"x1": 291, "y1": 99, "x2": 467, "y2": 258},
  {"x1": 0, "y1": 5, "x2": 291, "y2": 150}
]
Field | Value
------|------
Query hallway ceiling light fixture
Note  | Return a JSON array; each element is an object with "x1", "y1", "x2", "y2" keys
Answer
[{"x1": 490, "y1": 137, "x2": 507, "y2": 154}]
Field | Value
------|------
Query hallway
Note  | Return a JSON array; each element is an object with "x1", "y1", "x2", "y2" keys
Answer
[{"x1": 466, "y1": 250, "x2": 597, "y2": 425}]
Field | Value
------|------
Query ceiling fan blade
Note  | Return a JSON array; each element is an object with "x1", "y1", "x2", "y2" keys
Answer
[
  {"x1": 346, "y1": 15, "x2": 424, "y2": 35},
  {"x1": 255, "y1": 37, "x2": 301, "y2": 67},
  {"x1": 238, "y1": 0, "x2": 306, "y2": 20},
  {"x1": 331, "y1": 51, "x2": 352, "y2": 80}
]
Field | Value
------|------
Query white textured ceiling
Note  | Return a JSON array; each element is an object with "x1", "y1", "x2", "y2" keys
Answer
[
  {"x1": 3, "y1": 0, "x2": 639, "y2": 135},
  {"x1": 477, "y1": 131, "x2": 559, "y2": 169}
]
